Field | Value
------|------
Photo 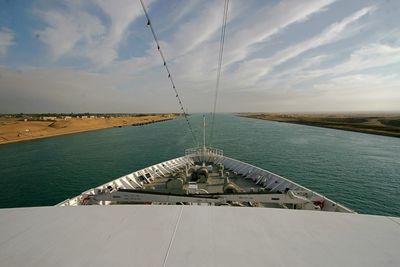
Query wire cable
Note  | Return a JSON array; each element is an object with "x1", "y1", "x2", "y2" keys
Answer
[
  {"x1": 139, "y1": 0, "x2": 198, "y2": 147},
  {"x1": 209, "y1": 0, "x2": 229, "y2": 147}
]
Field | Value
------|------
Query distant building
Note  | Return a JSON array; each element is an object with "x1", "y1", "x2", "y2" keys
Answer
[
  {"x1": 64, "y1": 116, "x2": 72, "y2": 120},
  {"x1": 41, "y1": 116, "x2": 57, "y2": 121},
  {"x1": 81, "y1": 116, "x2": 88, "y2": 119},
  {"x1": 90, "y1": 116, "x2": 96, "y2": 119}
]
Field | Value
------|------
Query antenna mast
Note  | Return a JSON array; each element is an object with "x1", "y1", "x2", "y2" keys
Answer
[{"x1": 203, "y1": 115, "x2": 206, "y2": 149}]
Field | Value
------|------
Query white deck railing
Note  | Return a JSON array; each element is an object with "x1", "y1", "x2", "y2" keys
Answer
[
  {"x1": 185, "y1": 147, "x2": 224, "y2": 157},
  {"x1": 57, "y1": 147, "x2": 354, "y2": 213}
]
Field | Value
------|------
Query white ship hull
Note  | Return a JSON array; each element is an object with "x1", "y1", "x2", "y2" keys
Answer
[{"x1": 58, "y1": 148, "x2": 353, "y2": 213}]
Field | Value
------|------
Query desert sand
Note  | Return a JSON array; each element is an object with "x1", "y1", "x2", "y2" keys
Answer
[
  {"x1": 0, "y1": 114, "x2": 177, "y2": 145},
  {"x1": 239, "y1": 113, "x2": 400, "y2": 138}
]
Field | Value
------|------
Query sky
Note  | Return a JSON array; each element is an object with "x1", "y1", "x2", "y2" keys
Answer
[{"x1": 0, "y1": 0, "x2": 399, "y2": 113}]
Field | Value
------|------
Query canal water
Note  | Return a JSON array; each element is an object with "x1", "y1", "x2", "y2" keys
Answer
[{"x1": 0, "y1": 114, "x2": 399, "y2": 217}]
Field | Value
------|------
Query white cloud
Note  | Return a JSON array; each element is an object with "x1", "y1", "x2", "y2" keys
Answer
[
  {"x1": 158, "y1": 0, "x2": 337, "y2": 90},
  {"x1": 164, "y1": 0, "x2": 232, "y2": 59},
  {"x1": 0, "y1": 66, "x2": 178, "y2": 113},
  {"x1": 0, "y1": 28, "x2": 15, "y2": 57},
  {"x1": 35, "y1": 9, "x2": 105, "y2": 60},
  {"x1": 241, "y1": 42, "x2": 400, "y2": 108},
  {"x1": 322, "y1": 44, "x2": 400, "y2": 75},
  {"x1": 86, "y1": 0, "x2": 147, "y2": 65},
  {"x1": 216, "y1": 73, "x2": 400, "y2": 113},
  {"x1": 234, "y1": 5, "x2": 376, "y2": 82},
  {"x1": 32, "y1": 0, "x2": 338, "y2": 78},
  {"x1": 308, "y1": 74, "x2": 400, "y2": 111},
  {"x1": 246, "y1": 54, "x2": 331, "y2": 92},
  {"x1": 35, "y1": 0, "x2": 146, "y2": 65},
  {"x1": 270, "y1": 6, "x2": 375, "y2": 67},
  {"x1": 2, "y1": 0, "x2": 400, "y2": 113},
  {"x1": 223, "y1": 0, "x2": 336, "y2": 67},
  {"x1": 288, "y1": 42, "x2": 400, "y2": 86}
]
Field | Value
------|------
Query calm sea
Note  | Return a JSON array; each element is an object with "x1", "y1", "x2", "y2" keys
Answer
[{"x1": 0, "y1": 114, "x2": 399, "y2": 216}]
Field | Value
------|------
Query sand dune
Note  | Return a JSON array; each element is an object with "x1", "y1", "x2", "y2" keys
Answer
[{"x1": 0, "y1": 114, "x2": 177, "y2": 145}]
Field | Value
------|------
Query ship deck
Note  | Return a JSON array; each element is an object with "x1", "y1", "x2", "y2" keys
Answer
[
  {"x1": 57, "y1": 148, "x2": 354, "y2": 213},
  {"x1": 142, "y1": 163, "x2": 264, "y2": 194},
  {"x1": 0, "y1": 205, "x2": 399, "y2": 267}
]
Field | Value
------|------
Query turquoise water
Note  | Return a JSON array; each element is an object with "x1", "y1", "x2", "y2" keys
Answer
[{"x1": 0, "y1": 114, "x2": 399, "y2": 217}]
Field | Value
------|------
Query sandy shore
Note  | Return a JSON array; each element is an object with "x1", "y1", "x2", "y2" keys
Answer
[
  {"x1": 0, "y1": 114, "x2": 177, "y2": 145},
  {"x1": 239, "y1": 113, "x2": 400, "y2": 138}
]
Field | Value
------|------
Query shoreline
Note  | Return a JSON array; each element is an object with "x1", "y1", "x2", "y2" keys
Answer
[
  {"x1": 0, "y1": 114, "x2": 177, "y2": 145},
  {"x1": 239, "y1": 113, "x2": 400, "y2": 138}
]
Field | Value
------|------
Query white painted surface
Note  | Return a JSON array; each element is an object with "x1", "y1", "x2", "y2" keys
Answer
[{"x1": 0, "y1": 206, "x2": 399, "y2": 267}]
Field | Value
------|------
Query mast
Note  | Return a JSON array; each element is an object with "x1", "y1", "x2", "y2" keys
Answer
[{"x1": 203, "y1": 115, "x2": 206, "y2": 149}]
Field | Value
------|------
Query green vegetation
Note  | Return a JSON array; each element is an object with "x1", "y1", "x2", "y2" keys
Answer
[
  {"x1": 240, "y1": 113, "x2": 400, "y2": 138},
  {"x1": 379, "y1": 119, "x2": 400, "y2": 127},
  {"x1": 325, "y1": 118, "x2": 368, "y2": 124}
]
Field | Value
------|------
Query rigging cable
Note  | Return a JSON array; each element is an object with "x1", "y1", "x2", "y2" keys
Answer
[
  {"x1": 209, "y1": 0, "x2": 229, "y2": 147},
  {"x1": 139, "y1": 0, "x2": 198, "y2": 147}
]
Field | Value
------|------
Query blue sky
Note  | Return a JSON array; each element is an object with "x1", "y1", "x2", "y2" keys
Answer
[{"x1": 0, "y1": 0, "x2": 399, "y2": 113}]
